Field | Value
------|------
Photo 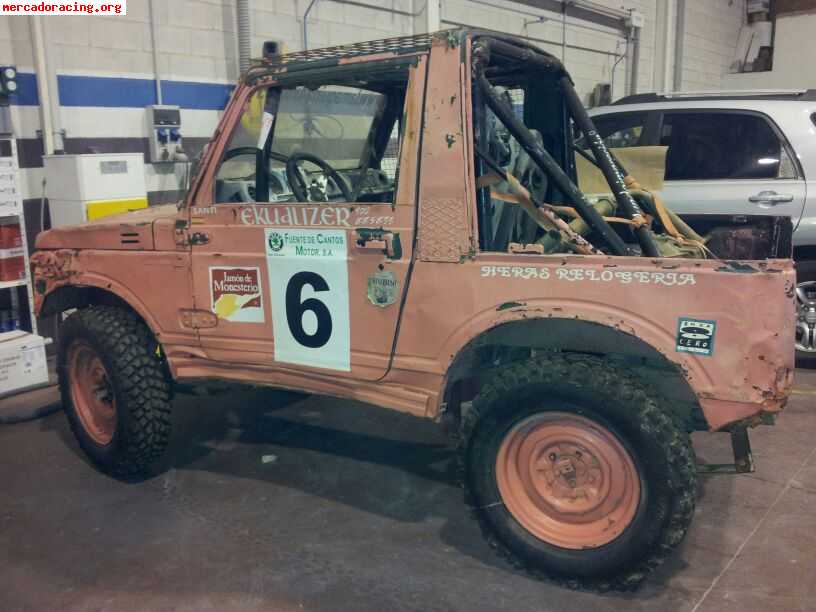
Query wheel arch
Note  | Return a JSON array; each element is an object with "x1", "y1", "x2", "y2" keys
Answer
[
  {"x1": 439, "y1": 312, "x2": 707, "y2": 431},
  {"x1": 40, "y1": 281, "x2": 161, "y2": 341}
]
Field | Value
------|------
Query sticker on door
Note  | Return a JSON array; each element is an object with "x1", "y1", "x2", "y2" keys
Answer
[
  {"x1": 210, "y1": 267, "x2": 265, "y2": 323},
  {"x1": 265, "y1": 229, "x2": 350, "y2": 371}
]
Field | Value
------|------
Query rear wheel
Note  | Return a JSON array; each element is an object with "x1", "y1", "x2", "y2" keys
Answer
[
  {"x1": 58, "y1": 306, "x2": 172, "y2": 478},
  {"x1": 460, "y1": 354, "x2": 696, "y2": 589},
  {"x1": 495, "y1": 411, "x2": 641, "y2": 551}
]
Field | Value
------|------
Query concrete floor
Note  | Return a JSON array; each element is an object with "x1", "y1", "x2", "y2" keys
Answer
[{"x1": 1, "y1": 370, "x2": 816, "y2": 612}]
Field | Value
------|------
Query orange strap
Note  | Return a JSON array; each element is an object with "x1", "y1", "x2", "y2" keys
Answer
[
  {"x1": 480, "y1": 171, "x2": 600, "y2": 255},
  {"x1": 624, "y1": 175, "x2": 681, "y2": 237},
  {"x1": 476, "y1": 172, "x2": 503, "y2": 189}
]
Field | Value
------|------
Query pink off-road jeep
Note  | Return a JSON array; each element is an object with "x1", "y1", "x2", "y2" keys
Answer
[{"x1": 31, "y1": 30, "x2": 795, "y2": 588}]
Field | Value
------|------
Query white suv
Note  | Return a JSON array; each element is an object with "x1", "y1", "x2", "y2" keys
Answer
[{"x1": 590, "y1": 90, "x2": 816, "y2": 359}]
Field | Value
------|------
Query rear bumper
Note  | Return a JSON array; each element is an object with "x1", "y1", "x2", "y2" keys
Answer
[{"x1": 700, "y1": 366, "x2": 794, "y2": 431}]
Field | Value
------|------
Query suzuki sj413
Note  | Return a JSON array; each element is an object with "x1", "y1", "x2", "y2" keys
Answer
[{"x1": 31, "y1": 30, "x2": 795, "y2": 588}]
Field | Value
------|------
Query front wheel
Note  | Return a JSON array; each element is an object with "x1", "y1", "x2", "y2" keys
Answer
[
  {"x1": 58, "y1": 306, "x2": 172, "y2": 478},
  {"x1": 460, "y1": 355, "x2": 696, "y2": 589}
]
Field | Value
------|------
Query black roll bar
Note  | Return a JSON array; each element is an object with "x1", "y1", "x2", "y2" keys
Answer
[
  {"x1": 559, "y1": 76, "x2": 660, "y2": 256},
  {"x1": 477, "y1": 71, "x2": 630, "y2": 256}
]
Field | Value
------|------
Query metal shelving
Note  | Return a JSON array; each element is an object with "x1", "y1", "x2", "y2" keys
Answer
[
  {"x1": 0, "y1": 137, "x2": 37, "y2": 335},
  {"x1": 0, "y1": 115, "x2": 49, "y2": 398}
]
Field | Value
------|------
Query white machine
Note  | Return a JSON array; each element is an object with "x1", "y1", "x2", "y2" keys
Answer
[{"x1": 43, "y1": 153, "x2": 148, "y2": 227}]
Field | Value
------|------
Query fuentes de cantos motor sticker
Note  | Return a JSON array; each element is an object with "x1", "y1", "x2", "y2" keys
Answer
[
  {"x1": 676, "y1": 318, "x2": 716, "y2": 356},
  {"x1": 210, "y1": 267, "x2": 265, "y2": 323},
  {"x1": 265, "y1": 228, "x2": 351, "y2": 372}
]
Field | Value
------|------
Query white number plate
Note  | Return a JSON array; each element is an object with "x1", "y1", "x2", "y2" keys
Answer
[{"x1": 265, "y1": 228, "x2": 350, "y2": 371}]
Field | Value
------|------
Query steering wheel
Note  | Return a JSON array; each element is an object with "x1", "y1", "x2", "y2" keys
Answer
[
  {"x1": 220, "y1": 148, "x2": 289, "y2": 202},
  {"x1": 286, "y1": 151, "x2": 353, "y2": 202}
]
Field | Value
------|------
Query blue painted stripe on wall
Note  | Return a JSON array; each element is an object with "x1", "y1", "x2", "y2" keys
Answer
[
  {"x1": 58, "y1": 74, "x2": 234, "y2": 109},
  {"x1": 58, "y1": 74, "x2": 157, "y2": 107},
  {"x1": 161, "y1": 80, "x2": 234, "y2": 110},
  {"x1": 10, "y1": 73, "x2": 39, "y2": 106},
  {"x1": 11, "y1": 72, "x2": 233, "y2": 110}
]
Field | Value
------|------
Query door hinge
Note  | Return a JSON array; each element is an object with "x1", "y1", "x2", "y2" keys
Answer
[{"x1": 188, "y1": 231, "x2": 211, "y2": 246}]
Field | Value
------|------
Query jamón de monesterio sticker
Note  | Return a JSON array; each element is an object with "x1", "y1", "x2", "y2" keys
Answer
[{"x1": 210, "y1": 267, "x2": 265, "y2": 323}]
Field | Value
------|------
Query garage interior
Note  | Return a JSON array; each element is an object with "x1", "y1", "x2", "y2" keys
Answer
[{"x1": 2, "y1": 0, "x2": 816, "y2": 610}]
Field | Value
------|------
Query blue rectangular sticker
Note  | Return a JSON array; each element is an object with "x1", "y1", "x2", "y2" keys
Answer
[{"x1": 676, "y1": 318, "x2": 717, "y2": 356}]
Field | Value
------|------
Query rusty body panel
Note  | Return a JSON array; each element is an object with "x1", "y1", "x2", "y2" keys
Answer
[
  {"x1": 31, "y1": 30, "x2": 794, "y2": 437},
  {"x1": 396, "y1": 255, "x2": 794, "y2": 429},
  {"x1": 32, "y1": 203, "x2": 197, "y2": 356},
  {"x1": 34, "y1": 204, "x2": 181, "y2": 251}
]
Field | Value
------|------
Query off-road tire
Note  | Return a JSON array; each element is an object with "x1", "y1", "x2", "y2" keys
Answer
[
  {"x1": 459, "y1": 354, "x2": 696, "y2": 590},
  {"x1": 58, "y1": 305, "x2": 172, "y2": 479}
]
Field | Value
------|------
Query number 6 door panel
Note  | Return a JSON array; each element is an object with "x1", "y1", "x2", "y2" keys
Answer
[
  {"x1": 186, "y1": 57, "x2": 426, "y2": 382},
  {"x1": 188, "y1": 202, "x2": 415, "y2": 381}
]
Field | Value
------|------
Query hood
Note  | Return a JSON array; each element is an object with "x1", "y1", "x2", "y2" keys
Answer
[{"x1": 35, "y1": 203, "x2": 180, "y2": 251}]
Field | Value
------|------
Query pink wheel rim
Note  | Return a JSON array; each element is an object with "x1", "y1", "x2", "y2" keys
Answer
[
  {"x1": 68, "y1": 340, "x2": 117, "y2": 445},
  {"x1": 495, "y1": 412, "x2": 641, "y2": 549}
]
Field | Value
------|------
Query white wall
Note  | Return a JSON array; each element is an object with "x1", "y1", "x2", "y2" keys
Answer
[
  {"x1": 723, "y1": 12, "x2": 816, "y2": 90},
  {"x1": 252, "y1": 0, "x2": 414, "y2": 54},
  {"x1": 439, "y1": 0, "x2": 647, "y2": 101},
  {"x1": 0, "y1": 0, "x2": 752, "y2": 96},
  {"x1": 679, "y1": 0, "x2": 745, "y2": 91},
  {"x1": 0, "y1": 0, "x2": 747, "y2": 201}
]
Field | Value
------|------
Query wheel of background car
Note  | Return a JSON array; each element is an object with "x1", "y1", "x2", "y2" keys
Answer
[
  {"x1": 286, "y1": 151, "x2": 353, "y2": 202},
  {"x1": 795, "y1": 263, "x2": 816, "y2": 362}
]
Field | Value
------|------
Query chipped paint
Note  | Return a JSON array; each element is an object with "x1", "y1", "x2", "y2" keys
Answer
[{"x1": 715, "y1": 261, "x2": 761, "y2": 273}]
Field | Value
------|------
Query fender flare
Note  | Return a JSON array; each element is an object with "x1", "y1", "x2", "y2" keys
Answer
[
  {"x1": 436, "y1": 298, "x2": 713, "y2": 413},
  {"x1": 40, "y1": 273, "x2": 164, "y2": 339}
]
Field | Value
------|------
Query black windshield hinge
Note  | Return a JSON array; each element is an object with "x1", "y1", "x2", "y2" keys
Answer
[{"x1": 188, "y1": 231, "x2": 211, "y2": 246}]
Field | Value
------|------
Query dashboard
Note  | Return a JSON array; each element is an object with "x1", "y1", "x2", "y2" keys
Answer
[{"x1": 216, "y1": 166, "x2": 396, "y2": 204}]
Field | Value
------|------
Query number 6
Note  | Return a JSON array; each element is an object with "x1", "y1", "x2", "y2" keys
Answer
[{"x1": 285, "y1": 271, "x2": 333, "y2": 348}]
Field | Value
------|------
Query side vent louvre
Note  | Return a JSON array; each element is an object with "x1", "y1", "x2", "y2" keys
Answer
[{"x1": 120, "y1": 231, "x2": 141, "y2": 246}]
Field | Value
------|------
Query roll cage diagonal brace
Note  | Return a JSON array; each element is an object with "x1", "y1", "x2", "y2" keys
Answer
[
  {"x1": 473, "y1": 36, "x2": 660, "y2": 257},
  {"x1": 560, "y1": 77, "x2": 660, "y2": 257},
  {"x1": 476, "y1": 72, "x2": 627, "y2": 256}
]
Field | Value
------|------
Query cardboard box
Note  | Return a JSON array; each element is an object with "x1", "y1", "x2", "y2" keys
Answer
[
  {"x1": 0, "y1": 331, "x2": 48, "y2": 396},
  {"x1": 0, "y1": 223, "x2": 25, "y2": 282}
]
